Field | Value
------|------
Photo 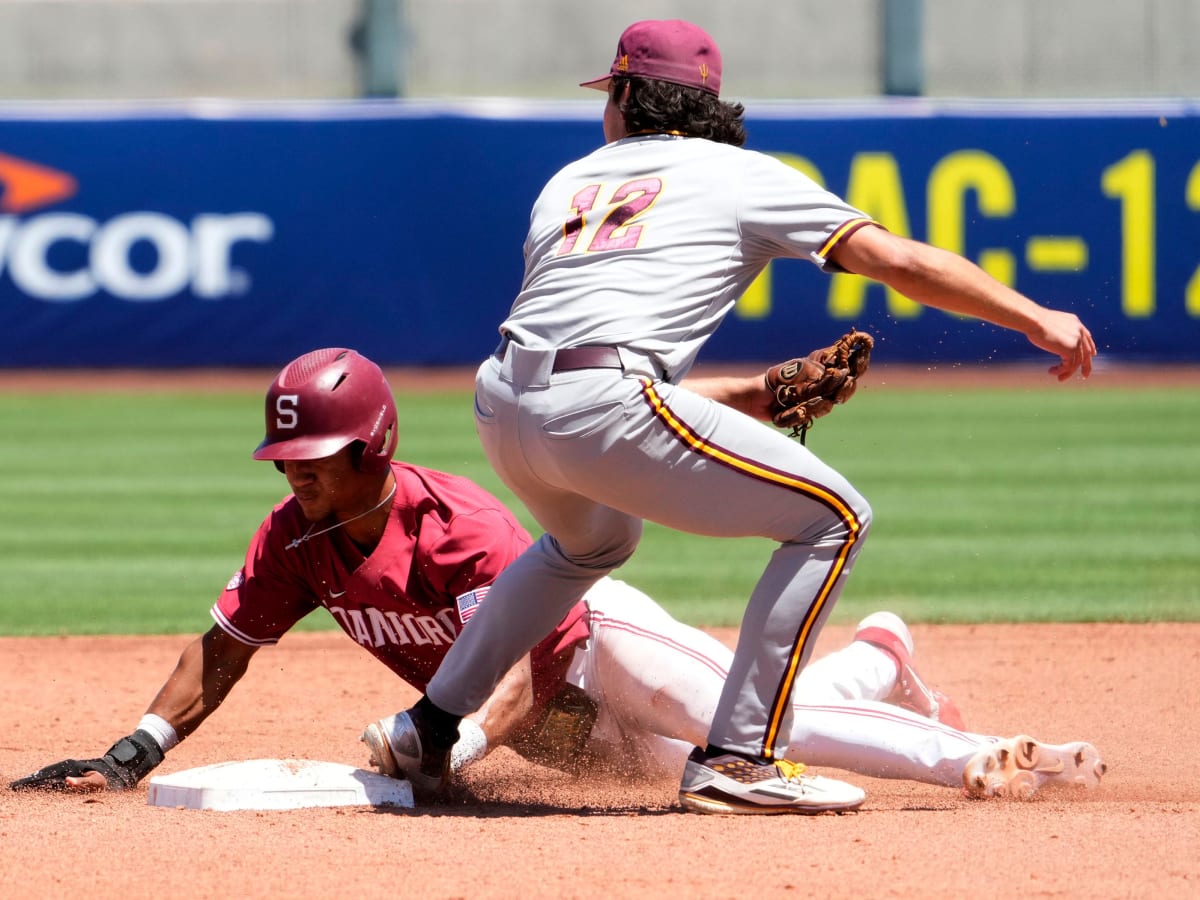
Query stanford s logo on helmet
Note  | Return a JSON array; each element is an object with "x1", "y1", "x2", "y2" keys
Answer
[{"x1": 253, "y1": 348, "x2": 398, "y2": 474}]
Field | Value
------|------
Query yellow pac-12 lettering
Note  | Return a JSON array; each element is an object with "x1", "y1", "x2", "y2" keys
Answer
[
  {"x1": 1101, "y1": 150, "x2": 1155, "y2": 318},
  {"x1": 829, "y1": 153, "x2": 920, "y2": 319},
  {"x1": 736, "y1": 154, "x2": 824, "y2": 319},
  {"x1": 928, "y1": 151, "x2": 1016, "y2": 294},
  {"x1": 1186, "y1": 160, "x2": 1200, "y2": 317},
  {"x1": 739, "y1": 150, "x2": 1019, "y2": 321}
]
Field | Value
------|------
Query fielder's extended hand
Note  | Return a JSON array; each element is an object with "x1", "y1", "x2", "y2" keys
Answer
[{"x1": 9, "y1": 729, "x2": 164, "y2": 792}]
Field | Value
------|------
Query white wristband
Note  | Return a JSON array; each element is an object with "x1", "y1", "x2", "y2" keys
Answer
[
  {"x1": 137, "y1": 713, "x2": 180, "y2": 752},
  {"x1": 449, "y1": 719, "x2": 488, "y2": 772}
]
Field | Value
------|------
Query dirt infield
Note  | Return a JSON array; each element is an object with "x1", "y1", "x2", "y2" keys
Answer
[
  {"x1": 2, "y1": 622, "x2": 1197, "y2": 899},
  {"x1": 2, "y1": 362, "x2": 1196, "y2": 898}
]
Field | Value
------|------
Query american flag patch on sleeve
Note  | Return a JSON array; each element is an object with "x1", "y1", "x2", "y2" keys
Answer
[{"x1": 455, "y1": 585, "x2": 490, "y2": 625}]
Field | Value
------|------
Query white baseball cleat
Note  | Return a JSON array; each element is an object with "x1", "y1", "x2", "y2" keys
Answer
[
  {"x1": 361, "y1": 720, "x2": 402, "y2": 779},
  {"x1": 361, "y1": 708, "x2": 451, "y2": 798},
  {"x1": 963, "y1": 735, "x2": 1107, "y2": 800},
  {"x1": 678, "y1": 747, "x2": 865, "y2": 815}
]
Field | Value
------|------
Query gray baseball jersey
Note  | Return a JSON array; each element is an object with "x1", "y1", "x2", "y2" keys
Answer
[
  {"x1": 428, "y1": 133, "x2": 876, "y2": 764},
  {"x1": 502, "y1": 133, "x2": 874, "y2": 380}
]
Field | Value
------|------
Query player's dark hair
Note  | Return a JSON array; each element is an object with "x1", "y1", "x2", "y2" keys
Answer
[{"x1": 612, "y1": 76, "x2": 747, "y2": 147}]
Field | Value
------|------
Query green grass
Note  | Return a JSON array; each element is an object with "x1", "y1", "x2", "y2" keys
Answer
[
  {"x1": 824, "y1": 390, "x2": 1200, "y2": 623},
  {"x1": 1, "y1": 385, "x2": 1196, "y2": 635}
]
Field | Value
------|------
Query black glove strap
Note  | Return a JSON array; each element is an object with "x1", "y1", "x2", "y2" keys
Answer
[
  {"x1": 101, "y1": 729, "x2": 165, "y2": 789},
  {"x1": 8, "y1": 729, "x2": 165, "y2": 792}
]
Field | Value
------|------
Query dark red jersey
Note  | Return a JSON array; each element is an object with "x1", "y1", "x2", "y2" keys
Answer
[{"x1": 213, "y1": 461, "x2": 589, "y2": 699}]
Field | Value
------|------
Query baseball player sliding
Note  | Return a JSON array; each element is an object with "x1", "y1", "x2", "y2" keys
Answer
[
  {"x1": 9, "y1": 350, "x2": 1104, "y2": 804},
  {"x1": 391, "y1": 19, "x2": 1099, "y2": 814}
]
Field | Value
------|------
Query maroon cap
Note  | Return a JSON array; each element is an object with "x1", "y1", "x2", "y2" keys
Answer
[{"x1": 580, "y1": 19, "x2": 722, "y2": 97}]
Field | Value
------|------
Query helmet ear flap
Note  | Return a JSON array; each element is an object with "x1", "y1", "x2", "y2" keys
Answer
[{"x1": 351, "y1": 426, "x2": 394, "y2": 475}]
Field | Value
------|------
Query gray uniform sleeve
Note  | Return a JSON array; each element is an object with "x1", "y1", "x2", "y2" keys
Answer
[{"x1": 736, "y1": 151, "x2": 876, "y2": 271}]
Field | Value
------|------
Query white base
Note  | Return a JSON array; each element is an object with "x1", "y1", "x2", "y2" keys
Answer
[{"x1": 146, "y1": 759, "x2": 414, "y2": 811}]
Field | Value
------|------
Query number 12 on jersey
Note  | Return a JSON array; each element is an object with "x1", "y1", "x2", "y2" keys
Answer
[{"x1": 557, "y1": 179, "x2": 663, "y2": 255}]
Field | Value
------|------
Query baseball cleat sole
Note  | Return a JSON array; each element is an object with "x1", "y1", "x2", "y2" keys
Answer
[
  {"x1": 963, "y1": 735, "x2": 1107, "y2": 800},
  {"x1": 678, "y1": 788, "x2": 864, "y2": 816}
]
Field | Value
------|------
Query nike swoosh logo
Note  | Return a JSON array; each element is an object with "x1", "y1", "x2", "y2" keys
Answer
[
  {"x1": 329, "y1": 590, "x2": 347, "y2": 599},
  {"x1": 0, "y1": 152, "x2": 78, "y2": 213}
]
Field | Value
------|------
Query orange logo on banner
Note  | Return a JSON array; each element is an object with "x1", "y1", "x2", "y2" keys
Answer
[{"x1": 0, "y1": 152, "x2": 78, "y2": 213}]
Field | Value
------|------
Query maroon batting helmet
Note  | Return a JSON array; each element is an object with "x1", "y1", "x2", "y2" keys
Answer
[{"x1": 254, "y1": 348, "x2": 398, "y2": 474}]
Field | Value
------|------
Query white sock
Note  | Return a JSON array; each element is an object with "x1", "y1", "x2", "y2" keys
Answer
[
  {"x1": 137, "y1": 713, "x2": 179, "y2": 752},
  {"x1": 449, "y1": 719, "x2": 488, "y2": 772}
]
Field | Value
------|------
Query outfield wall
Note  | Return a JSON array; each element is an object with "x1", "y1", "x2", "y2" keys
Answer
[{"x1": 1, "y1": 98, "x2": 1198, "y2": 367}]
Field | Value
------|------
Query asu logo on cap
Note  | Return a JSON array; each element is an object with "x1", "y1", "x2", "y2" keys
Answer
[
  {"x1": 580, "y1": 19, "x2": 723, "y2": 97},
  {"x1": 0, "y1": 150, "x2": 274, "y2": 302}
]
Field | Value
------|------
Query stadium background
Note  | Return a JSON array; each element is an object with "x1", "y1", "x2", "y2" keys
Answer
[{"x1": 1, "y1": 0, "x2": 1197, "y2": 367}]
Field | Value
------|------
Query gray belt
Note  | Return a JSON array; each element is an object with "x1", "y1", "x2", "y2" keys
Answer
[
  {"x1": 494, "y1": 337, "x2": 625, "y2": 373},
  {"x1": 550, "y1": 346, "x2": 624, "y2": 372}
]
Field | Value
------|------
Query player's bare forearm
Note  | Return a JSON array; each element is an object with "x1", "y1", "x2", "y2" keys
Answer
[
  {"x1": 145, "y1": 625, "x2": 257, "y2": 740},
  {"x1": 470, "y1": 654, "x2": 536, "y2": 749},
  {"x1": 832, "y1": 226, "x2": 1095, "y2": 379},
  {"x1": 835, "y1": 228, "x2": 1039, "y2": 325},
  {"x1": 680, "y1": 373, "x2": 775, "y2": 420},
  {"x1": 6, "y1": 631, "x2": 239, "y2": 794}
]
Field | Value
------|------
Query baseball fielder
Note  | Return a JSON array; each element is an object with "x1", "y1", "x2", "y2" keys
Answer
[
  {"x1": 395, "y1": 19, "x2": 1098, "y2": 814},
  {"x1": 8, "y1": 349, "x2": 1104, "y2": 801}
]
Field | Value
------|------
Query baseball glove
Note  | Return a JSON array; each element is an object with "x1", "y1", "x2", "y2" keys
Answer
[
  {"x1": 507, "y1": 682, "x2": 599, "y2": 776},
  {"x1": 765, "y1": 328, "x2": 874, "y2": 442}
]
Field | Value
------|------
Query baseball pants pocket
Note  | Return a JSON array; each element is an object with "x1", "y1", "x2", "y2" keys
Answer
[
  {"x1": 474, "y1": 389, "x2": 497, "y2": 422},
  {"x1": 541, "y1": 401, "x2": 626, "y2": 440},
  {"x1": 473, "y1": 358, "x2": 501, "y2": 423}
]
